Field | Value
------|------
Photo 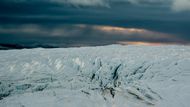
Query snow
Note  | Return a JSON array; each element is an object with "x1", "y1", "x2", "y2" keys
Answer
[{"x1": 0, "y1": 45, "x2": 190, "y2": 107}]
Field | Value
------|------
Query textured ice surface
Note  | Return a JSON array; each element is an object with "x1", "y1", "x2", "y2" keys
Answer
[{"x1": 0, "y1": 45, "x2": 190, "y2": 107}]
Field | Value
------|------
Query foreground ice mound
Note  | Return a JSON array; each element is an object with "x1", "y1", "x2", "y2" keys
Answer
[{"x1": 0, "y1": 45, "x2": 190, "y2": 107}]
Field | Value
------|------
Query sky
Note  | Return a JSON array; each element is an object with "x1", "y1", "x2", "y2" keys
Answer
[{"x1": 0, "y1": 0, "x2": 190, "y2": 47}]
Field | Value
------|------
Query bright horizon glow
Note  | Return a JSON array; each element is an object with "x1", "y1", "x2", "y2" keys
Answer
[{"x1": 118, "y1": 41, "x2": 168, "y2": 46}]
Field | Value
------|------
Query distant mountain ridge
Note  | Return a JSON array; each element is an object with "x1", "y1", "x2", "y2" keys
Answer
[{"x1": 0, "y1": 43, "x2": 59, "y2": 50}]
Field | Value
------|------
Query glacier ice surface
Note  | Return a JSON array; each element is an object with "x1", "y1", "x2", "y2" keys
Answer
[{"x1": 0, "y1": 45, "x2": 190, "y2": 107}]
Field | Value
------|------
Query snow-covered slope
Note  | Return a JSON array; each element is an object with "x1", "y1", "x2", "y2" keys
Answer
[{"x1": 0, "y1": 45, "x2": 190, "y2": 107}]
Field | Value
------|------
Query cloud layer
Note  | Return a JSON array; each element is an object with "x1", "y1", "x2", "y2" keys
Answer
[
  {"x1": 51, "y1": 0, "x2": 109, "y2": 7},
  {"x1": 0, "y1": 0, "x2": 190, "y2": 47},
  {"x1": 3, "y1": 0, "x2": 190, "y2": 12},
  {"x1": 2, "y1": 0, "x2": 190, "y2": 11},
  {"x1": 50, "y1": 0, "x2": 190, "y2": 11},
  {"x1": 172, "y1": 0, "x2": 190, "y2": 11},
  {"x1": 0, "y1": 24, "x2": 186, "y2": 46}
]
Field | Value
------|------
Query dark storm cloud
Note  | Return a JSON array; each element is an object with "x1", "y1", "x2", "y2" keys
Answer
[
  {"x1": 2, "y1": 0, "x2": 190, "y2": 11},
  {"x1": 0, "y1": 0, "x2": 190, "y2": 47}
]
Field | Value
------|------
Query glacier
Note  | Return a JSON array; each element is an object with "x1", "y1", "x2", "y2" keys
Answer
[{"x1": 0, "y1": 45, "x2": 190, "y2": 107}]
